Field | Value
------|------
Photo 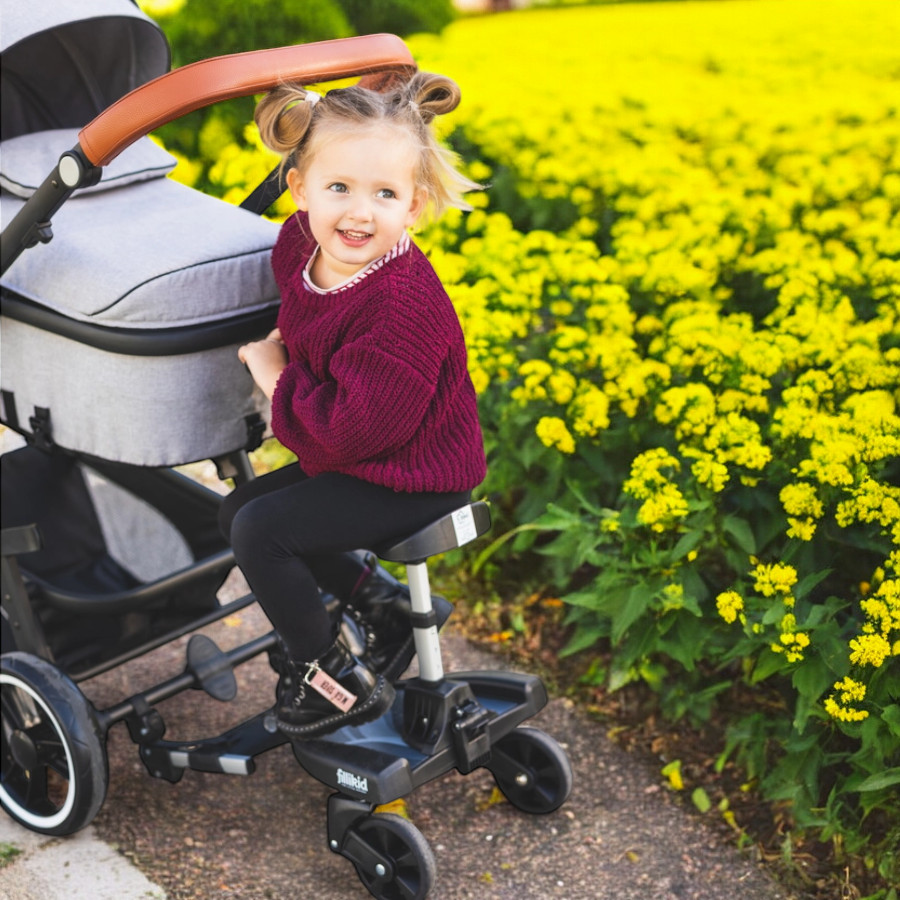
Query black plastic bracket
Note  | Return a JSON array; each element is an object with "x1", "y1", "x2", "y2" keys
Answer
[
  {"x1": 125, "y1": 695, "x2": 167, "y2": 745},
  {"x1": 213, "y1": 450, "x2": 255, "y2": 486},
  {"x1": 132, "y1": 712, "x2": 286, "y2": 783},
  {"x1": 450, "y1": 698, "x2": 493, "y2": 774},
  {"x1": 327, "y1": 794, "x2": 394, "y2": 877},
  {"x1": 27, "y1": 407, "x2": 54, "y2": 452},
  {"x1": 1, "y1": 524, "x2": 53, "y2": 659},
  {"x1": 244, "y1": 412, "x2": 265, "y2": 452},
  {"x1": 400, "y1": 677, "x2": 494, "y2": 772}
]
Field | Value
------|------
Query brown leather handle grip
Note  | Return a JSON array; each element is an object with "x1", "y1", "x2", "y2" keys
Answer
[{"x1": 77, "y1": 34, "x2": 416, "y2": 167}]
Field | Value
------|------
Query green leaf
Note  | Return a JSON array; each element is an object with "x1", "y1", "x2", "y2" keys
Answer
[
  {"x1": 855, "y1": 768, "x2": 900, "y2": 792},
  {"x1": 692, "y1": 787, "x2": 712, "y2": 813},
  {"x1": 882, "y1": 705, "x2": 900, "y2": 738},
  {"x1": 471, "y1": 523, "x2": 544, "y2": 574},
  {"x1": 560, "y1": 623, "x2": 608, "y2": 657},
  {"x1": 721, "y1": 515, "x2": 756, "y2": 554},
  {"x1": 563, "y1": 478, "x2": 607, "y2": 517},
  {"x1": 672, "y1": 529, "x2": 705, "y2": 561},
  {"x1": 611, "y1": 584, "x2": 654, "y2": 643},
  {"x1": 750, "y1": 648, "x2": 788, "y2": 684},
  {"x1": 793, "y1": 567, "x2": 833, "y2": 601},
  {"x1": 791, "y1": 655, "x2": 831, "y2": 701}
]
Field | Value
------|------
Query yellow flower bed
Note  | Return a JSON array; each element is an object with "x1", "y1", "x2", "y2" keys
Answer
[
  {"x1": 405, "y1": 0, "x2": 898, "y2": 733},
  {"x1": 410, "y1": 0, "x2": 899, "y2": 858}
]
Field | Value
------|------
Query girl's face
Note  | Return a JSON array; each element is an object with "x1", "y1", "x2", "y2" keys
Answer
[{"x1": 287, "y1": 125, "x2": 425, "y2": 289}]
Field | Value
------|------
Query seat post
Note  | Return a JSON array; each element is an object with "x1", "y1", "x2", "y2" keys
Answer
[{"x1": 406, "y1": 561, "x2": 444, "y2": 682}]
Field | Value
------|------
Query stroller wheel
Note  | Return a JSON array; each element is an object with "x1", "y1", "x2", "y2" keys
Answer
[
  {"x1": 1, "y1": 652, "x2": 108, "y2": 835},
  {"x1": 349, "y1": 812, "x2": 436, "y2": 900},
  {"x1": 488, "y1": 726, "x2": 573, "y2": 815}
]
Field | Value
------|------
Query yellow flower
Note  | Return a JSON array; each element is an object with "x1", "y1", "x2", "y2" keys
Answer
[
  {"x1": 636, "y1": 483, "x2": 689, "y2": 532},
  {"x1": 848, "y1": 633, "x2": 892, "y2": 668},
  {"x1": 570, "y1": 385, "x2": 611, "y2": 437},
  {"x1": 779, "y1": 482, "x2": 824, "y2": 519},
  {"x1": 752, "y1": 563, "x2": 799, "y2": 597},
  {"x1": 716, "y1": 590, "x2": 744, "y2": 625},
  {"x1": 824, "y1": 676, "x2": 869, "y2": 722},
  {"x1": 623, "y1": 448, "x2": 682, "y2": 499},
  {"x1": 535, "y1": 416, "x2": 576, "y2": 454}
]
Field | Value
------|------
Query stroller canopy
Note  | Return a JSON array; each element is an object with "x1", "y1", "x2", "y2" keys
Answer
[{"x1": 1, "y1": 0, "x2": 170, "y2": 141}]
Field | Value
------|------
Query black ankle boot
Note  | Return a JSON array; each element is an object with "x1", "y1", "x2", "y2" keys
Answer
[
  {"x1": 347, "y1": 557, "x2": 452, "y2": 682},
  {"x1": 276, "y1": 639, "x2": 394, "y2": 738}
]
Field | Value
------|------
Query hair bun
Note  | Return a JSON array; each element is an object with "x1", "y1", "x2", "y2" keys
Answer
[
  {"x1": 408, "y1": 72, "x2": 461, "y2": 123},
  {"x1": 255, "y1": 84, "x2": 316, "y2": 155}
]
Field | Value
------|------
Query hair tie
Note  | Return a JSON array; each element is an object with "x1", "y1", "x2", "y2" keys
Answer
[
  {"x1": 408, "y1": 100, "x2": 419, "y2": 113},
  {"x1": 304, "y1": 90, "x2": 322, "y2": 107}
]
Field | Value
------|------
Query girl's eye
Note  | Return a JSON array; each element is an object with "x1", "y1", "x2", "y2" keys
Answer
[
  {"x1": 328, "y1": 183, "x2": 348, "y2": 193},
  {"x1": 376, "y1": 188, "x2": 396, "y2": 199}
]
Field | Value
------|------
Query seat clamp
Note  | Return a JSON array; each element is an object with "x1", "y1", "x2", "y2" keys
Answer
[{"x1": 409, "y1": 610, "x2": 438, "y2": 630}]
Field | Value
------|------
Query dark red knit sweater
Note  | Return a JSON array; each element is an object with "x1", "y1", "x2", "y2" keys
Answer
[{"x1": 269, "y1": 213, "x2": 486, "y2": 493}]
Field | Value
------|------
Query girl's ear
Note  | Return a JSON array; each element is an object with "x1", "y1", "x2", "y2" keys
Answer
[
  {"x1": 286, "y1": 168, "x2": 307, "y2": 211},
  {"x1": 405, "y1": 188, "x2": 427, "y2": 227}
]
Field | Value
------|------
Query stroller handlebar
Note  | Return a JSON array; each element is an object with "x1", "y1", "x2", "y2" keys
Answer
[{"x1": 77, "y1": 34, "x2": 417, "y2": 168}]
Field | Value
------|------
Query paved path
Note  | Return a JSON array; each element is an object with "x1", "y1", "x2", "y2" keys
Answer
[{"x1": 1, "y1": 599, "x2": 792, "y2": 900}]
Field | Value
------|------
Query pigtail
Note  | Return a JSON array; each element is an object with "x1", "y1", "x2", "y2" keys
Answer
[
  {"x1": 406, "y1": 72, "x2": 461, "y2": 124},
  {"x1": 394, "y1": 72, "x2": 481, "y2": 220},
  {"x1": 254, "y1": 84, "x2": 317, "y2": 158}
]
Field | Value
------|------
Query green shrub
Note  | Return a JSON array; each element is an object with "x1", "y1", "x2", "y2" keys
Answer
[{"x1": 339, "y1": 0, "x2": 456, "y2": 37}]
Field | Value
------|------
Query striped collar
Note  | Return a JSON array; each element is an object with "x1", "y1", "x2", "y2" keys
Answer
[{"x1": 302, "y1": 231, "x2": 411, "y2": 295}]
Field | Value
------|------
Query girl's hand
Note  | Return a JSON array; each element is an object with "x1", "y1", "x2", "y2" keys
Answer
[{"x1": 239, "y1": 336, "x2": 288, "y2": 400}]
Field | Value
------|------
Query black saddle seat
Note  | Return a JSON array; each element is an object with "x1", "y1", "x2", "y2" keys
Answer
[{"x1": 374, "y1": 502, "x2": 491, "y2": 564}]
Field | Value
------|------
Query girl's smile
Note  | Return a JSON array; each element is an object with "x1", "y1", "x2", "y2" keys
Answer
[{"x1": 287, "y1": 126, "x2": 425, "y2": 290}]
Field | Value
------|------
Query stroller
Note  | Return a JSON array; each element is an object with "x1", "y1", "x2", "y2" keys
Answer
[{"x1": 0, "y1": 2, "x2": 573, "y2": 897}]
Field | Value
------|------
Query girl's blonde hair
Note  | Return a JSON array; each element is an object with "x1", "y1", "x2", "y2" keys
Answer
[{"x1": 254, "y1": 71, "x2": 481, "y2": 221}]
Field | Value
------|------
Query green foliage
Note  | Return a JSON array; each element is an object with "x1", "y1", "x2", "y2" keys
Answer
[
  {"x1": 340, "y1": 0, "x2": 456, "y2": 37},
  {"x1": 157, "y1": 0, "x2": 352, "y2": 65}
]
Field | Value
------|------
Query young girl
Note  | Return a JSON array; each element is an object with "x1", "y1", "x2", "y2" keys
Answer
[{"x1": 218, "y1": 72, "x2": 486, "y2": 738}]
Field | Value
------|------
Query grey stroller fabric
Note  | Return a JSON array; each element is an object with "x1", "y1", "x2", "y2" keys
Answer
[
  {"x1": 0, "y1": 129, "x2": 177, "y2": 198},
  {"x1": 0, "y1": 178, "x2": 280, "y2": 465},
  {"x1": 1, "y1": 179, "x2": 280, "y2": 327},
  {"x1": 0, "y1": 0, "x2": 280, "y2": 466}
]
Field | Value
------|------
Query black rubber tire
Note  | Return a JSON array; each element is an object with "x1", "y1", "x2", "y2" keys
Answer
[
  {"x1": 351, "y1": 812, "x2": 436, "y2": 900},
  {"x1": 1, "y1": 652, "x2": 108, "y2": 835},
  {"x1": 489, "y1": 725, "x2": 573, "y2": 815}
]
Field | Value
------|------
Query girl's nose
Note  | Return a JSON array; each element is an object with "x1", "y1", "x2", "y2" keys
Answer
[{"x1": 348, "y1": 198, "x2": 373, "y2": 222}]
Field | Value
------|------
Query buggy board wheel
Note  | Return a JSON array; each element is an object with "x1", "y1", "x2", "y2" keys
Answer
[
  {"x1": 349, "y1": 812, "x2": 436, "y2": 900},
  {"x1": 488, "y1": 726, "x2": 573, "y2": 815},
  {"x1": 1, "y1": 652, "x2": 108, "y2": 835}
]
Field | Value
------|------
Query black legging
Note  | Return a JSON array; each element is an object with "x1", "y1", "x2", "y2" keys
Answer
[{"x1": 219, "y1": 465, "x2": 469, "y2": 662}]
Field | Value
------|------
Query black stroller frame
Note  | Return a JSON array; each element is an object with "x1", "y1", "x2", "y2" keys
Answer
[{"x1": 1, "y1": 5, "x2": 572, "y2": 898}]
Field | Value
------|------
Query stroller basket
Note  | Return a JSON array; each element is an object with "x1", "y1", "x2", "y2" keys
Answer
[{"x1": 1, "y1": 442, "x2": 238, "y2": 679}]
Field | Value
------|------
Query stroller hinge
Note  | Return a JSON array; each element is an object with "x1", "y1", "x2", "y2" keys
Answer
[
  {"x1": 23, "y1": 221, "x2": 54, "y2": 249},
  {"x1": 27, "y1": 406, "x2": 55, "y2": 452}
]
